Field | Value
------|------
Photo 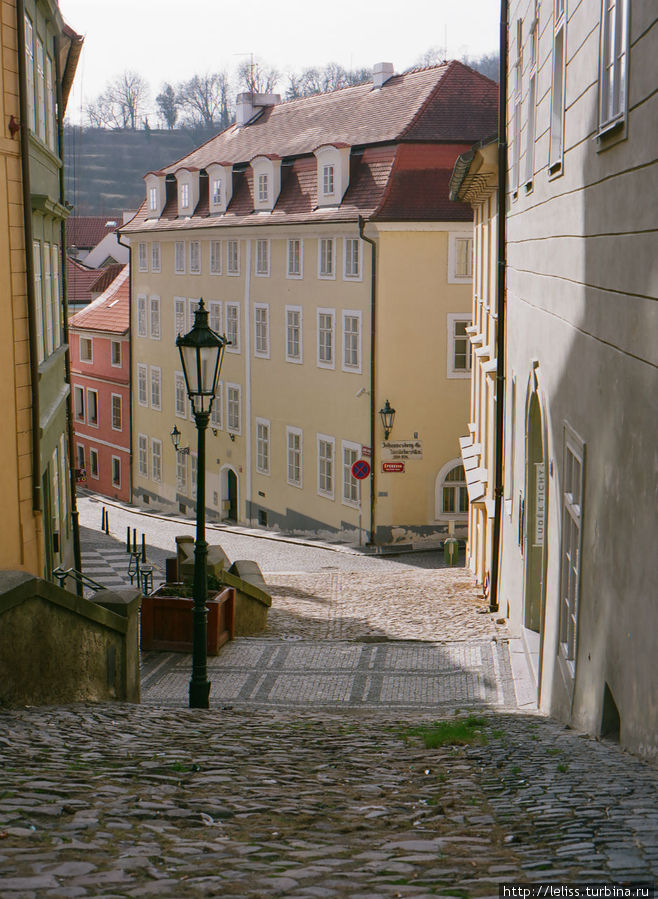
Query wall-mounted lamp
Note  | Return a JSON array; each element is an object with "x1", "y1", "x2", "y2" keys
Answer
[
  {"x1": 379, "y1": 399, "x2": 396, "y2": 440},
  {"x1": 229, "y1": 433, "x2": 235, "y2": 442},
  {"x1": 8, "y1": 115, "x2": 20, "y2": 138},
  {"x1": 211, "y1": 428, "x2": 218, "y2": 437},
  {"x1": 170, "y1": 425, "x2": 190, "y2": 455}
]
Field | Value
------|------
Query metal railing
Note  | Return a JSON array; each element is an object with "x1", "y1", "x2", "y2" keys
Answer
[{"x1": 53, "y1": 566, "x2": 106, "y2": 593}]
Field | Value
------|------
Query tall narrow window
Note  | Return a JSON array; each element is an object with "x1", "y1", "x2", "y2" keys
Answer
[
  {"x1": 138, "y1": 243, "x2": 148, "y2": 271},
  {"x1": 87, "y1": 389, "x2": 98, "y2": 426},
  {"x1": 150, "y1": 296, "x2": 161, "y2": 339},
  {"x1": 151, "y1": 440, "x2": 162, "y2": 482},
  {"x1": 149, "y1": 187, "x2": 158, "y2": 212},
  {"x1": 33, "y1": 241, "x2": 44, "y2": 362},
  {"x1": 226, "y1": 303, "x2": 240, "y2": 351},
  {"x1": 317, "y1": 309, "x2": 335, "y2": 367},
  {"x1": 550, "y1": 0, "x2": 566, "y2": 172},
  {"x1": 344, "y1": 239, "x2": 360, "y2": 279},
  {"x1": 43, "y1": 244, "x2": 53, "y2": 356},
  {"x1": 79, "y1": 337, "x2": 92, "y2": 362},
  {"x1": 211, "y1": 382, "x2": 223, "y2": 429},
  {"x1": 176, "y1": 454, "x2": 188, "y2": 492},
  {"x1": 180, "y1": 182, "x2": 190, "y2": 210},
  {"x1": 512, "y1": 19, "x2": 523, "y2": 194},
  {"x1": 45, "y1": 56, "x2": 55, "y2": 151},
  {"x1": 74, "y1": 386, "x2": 84, "y2": 421},
  {"x1": 51, "y1": 245, "x2": 61, "y2": 350},
  {"x1": 150, "y1": 367, "x2": 161, "y2": 410},
  {"x1": 258, "y1": 173, "x2": 269, "y2": 203},
  {"x1": 151, "y1": 242, "x2": 161, "y2": 272},
  {"x1": 286, "y1": 307, "x2": 302, "y2": 363},
  {"x1": 256, "y1": 420, "x2": 270, "y2": 474},
  {"x1": 342, "y1": 442, "x2": 360, "y2": 506},
  {"x1": 137, "y1": 295, "x2": 147, "y2": 337},
  {"x1": 318, "y1": 436, "x2": 335, "y2": 498},
  {"x1": 212, "y1": 179, "x2": 222, "y2": 206},
  {"x1": 112, "y1": 457, "x2": 121, "y2": 488},
  {"x1": 138, "y1": 434, "x2": 148, "y2": 477},
  {"x1": 287, "y1": 239, "x2": 302, "y2": 277},
  {"x1": 175, "y1": 241, "x2": 185, "y2": 273},
  {"x1": 323, "y1": 165, "x2": 335, "y2": 196},
  {"x1": 319, "y1": 238, "x2": 334, "y2": 278},
  {"x1": 287, "y1": 427, "x2": 303, "y2": 487},
  {"x1": 227, "y1": 384, "x2": 241, "y2": 434},
  {"x1": 24, "y1": 16, "x2": 35, "y2": 131},
  {"x1": 90, "y1": 448, "x2": 99, "y2": 479},
  {"x1": 175, "y1": 372, "x2": 187, "y2": 418},
  {"x1": 209, "y1": 301, "x2": 222, "y2": 335},
  {"x1": 36, "y1": 38, "x2": 46, "y2": 142},
  {"x1": 525, "y1": 4, "x2": 539, "y2": 185},
  {"x1": 191, "y1": 453, "x2": 198, "y2": 494},
  {"x1": 189, "y1": 241, "x2": 201, "y2": 274},
  {"x1": 455, "y1": 238, "x2": 473, "y2": 279},
  {"x1": 254, "y1": 304, "x2": 270, "y2": 357},
  {"x1": 256, "y1": 239, "x2": 270, "y2": 275},
  {"x1": 137, "y1": 364, "x2": 148, "y2": 406},
  {"x1": 342, "y1": 312, "x2": 361, "y2": 372},
  {"x1": 188, "y1": 298, "x2": 200, "y2": 332},
  {"x1": 111, "y1": 395, "x2": 122, "y2": 430},
  {"x1": 174, "y1": 297, "x2": 186, "y2": 336},
  {"x1": 442, "y1": 464, "x2": 469, "y2": 514},
  {"x1": 599, "y1": 0, "x2": 629, "y2": 129},
  {"x1": 210, "y1": 240, "x2": 221, "y2": 274},
  {"x1": 559, "y1": 428, "x2": 585, "y2": 669},
  {"x1": 447, "y1": 315, "x2": 472, "y2": 378},
  {"x1": 227, "y1": 240, "x2": 240, "y2": 274}
]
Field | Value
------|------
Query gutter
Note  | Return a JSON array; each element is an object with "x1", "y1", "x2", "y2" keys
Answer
[
  {"x1": 16, "y1": 0, "x2": 41, "y2": 515},
  {"x1": 116, "y1": 232, "x2": 134, "y2": 505},
  {"x1": 489, "y1": 0, "x2": 509, "y2": 614},
  {"x1": 55, "y1": 40, "x2": 83, "y2": 593},
  {"x1": 358, "y1": 215, "x2": 377, "y2": 545}
]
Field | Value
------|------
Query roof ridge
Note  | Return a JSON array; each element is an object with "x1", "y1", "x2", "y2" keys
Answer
[{"x1": 397, "y1": 61, "x2": 454, "y2": 141}]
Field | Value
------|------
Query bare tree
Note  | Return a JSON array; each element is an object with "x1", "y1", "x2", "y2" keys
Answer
[
  {"x1": 237, "y1": 58, "x2": 280, "y2": 94},
  {"x1": 285, "y1": 63, "x2": 372, "y2": 100},
  {"x1": 177, "y1": 72, "x2": 232, "y2": 129},
  {"x1": 461, "y1": 53, "x2": 500, "y2": 82},
  {"x1": 85, "y1": 70, "x2": 149, "y2": 129},
  {"x1": 156, "y1": 83, "x2": 180, "y2": 129}
]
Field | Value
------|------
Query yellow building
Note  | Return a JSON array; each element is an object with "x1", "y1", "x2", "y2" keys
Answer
[
  {"x1": 0, "y1": 0, "x2": 81, "y2": 577},
  {"x1": 449, "y1": 139, "x2": 499, "y2": 589},
  {"x1": 122, "y1": 63, "x2": 498, "y2": 546}
]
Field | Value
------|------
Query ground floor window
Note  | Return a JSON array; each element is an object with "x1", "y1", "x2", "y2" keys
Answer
[
  {"x1": 442, "y1": 463, "x2": 468, "y2": 514},
  {"x1": 559, "y1": 426, "x2": 585, "y2": 669},
  {"x1": 112, "y1": 457, "x2": 121, "y2": 488}
]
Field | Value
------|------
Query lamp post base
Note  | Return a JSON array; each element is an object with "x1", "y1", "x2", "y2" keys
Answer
[{"x1": 189, "y1": 680, "x2": 211, "y2": 709}]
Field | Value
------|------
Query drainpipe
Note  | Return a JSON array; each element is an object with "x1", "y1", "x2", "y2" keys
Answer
[
  {"x1": 55, "y1": 40, "x2": 83, "y2": 593},
  {"x1": 489, "y1": 0, "x2": 509, "y2": 614},
  {"x1": 358, "y1": 216, "x2": 377, "y2": 545},
  {"x1": 117, "y1": 231, "x2": 133, "y2": 504},
  {"x1": 16, "y1": 0, "x2": 42, "y2": 519}
]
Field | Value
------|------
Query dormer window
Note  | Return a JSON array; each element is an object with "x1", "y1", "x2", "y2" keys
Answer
[
  {"x1": 212, "y1": 179, "x2": 222, "y2": 206},
  {"x1": 207, "y1": 163, "x2": 233, "y2": 213},
  {"x1": 148, "y1": 187, "x2": 158, "y2": 212},
  {"x1": 258, "y1": 174, "x2": 269, "y2": 204},
  {"x1": 180, "y1": 183, "x2": 189, "y2": 210},
  {"x1": 323, "y1": 165, "x2": 335, "y2": 197},
  {"x1": 144, "y1": 173, "x2": 166, "y2": 218},
  {"x1": 314, "y1": 145, "x2": 351, "y2": 207},
  {"x1": 174, "y1": 167, "x2": 200, "y2": 216}
]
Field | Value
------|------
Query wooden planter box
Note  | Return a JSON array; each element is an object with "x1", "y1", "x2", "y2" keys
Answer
[{"x1": 140, "y1": 587, "x2": 234, "y2": 655}]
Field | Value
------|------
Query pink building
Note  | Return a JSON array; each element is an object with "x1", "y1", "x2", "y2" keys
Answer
[{"x1": 69, "y1": 266, "x2": 131, "y2": 502}]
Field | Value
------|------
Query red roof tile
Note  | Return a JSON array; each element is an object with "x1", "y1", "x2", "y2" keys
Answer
[
  {"x1": 89, "y1": 263, "x2": 125, "y2": 295},
  {"x1": 66, "y1": 216, "x2": 120, "y2": 250},
  {"x1": 69, "y1": 265, "x2": 129, "y2": 334},
  {"x1": 67, "y1": 257, "x2": 103, "y2": 305}
]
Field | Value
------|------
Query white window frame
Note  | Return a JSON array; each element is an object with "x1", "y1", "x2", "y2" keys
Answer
[
  {"x1": 287, "y1": 239, "x2": 303, "y2": 278},
  {"x1": 138, "y1": 242, "x2": 147, "y2": 272},
  {"x1": 151, "y1": 439, "x2": 162, "y2": 483},
  {"x1": 549, "y1": 0, "x2": 566, "y2": 174},
  {"x1": 211, "y1": 381, "x2": 223, "y2": 430},
  {"x1": 43, "y1": 241, "x2": 52, "y2": 356},
  {"x1": 79, "y1": 336, "x2": 92, "y2": 363},
  {"x1": 258, "y1": 173, "x2": 269, "y2": 204},
  {"x1": 148, "y1": 187, "x2": 158, "y2": 212},
  {"x1": 111, "y1": 340, "x2": 121, "y2": 367},
  {"x1": 342, "y1": 440, "x2": 361, "y2": 508},
  {"x1": 24, "y1": 15, "x2": 35, "y2": 132},
  {"x1": 227, "y1": 240, "x2": 240, "y2": 275},
  {"x1": 189, "y1": 240, "x2": 201, "y2": 274},
  {"x1": 226, "y1": 383, "x2": 242, "y2": 435},
  {"x1": 525, "y1": 3, "x2": 539, "y2": 187},
  {"x1": 174, "y1": 297, "x2": 186, "y2": 336},
  {"x1": 137, "y1": 363, "x2": 148, "y2": 407},
  {"x1": 447, "y1": 314, "x2": 472, "y2": 379},
  {"x1": 175, "y1": 371, "x2": 187, "y2": 419},
  {"x1": 149, "y1": 295, "x2": 161, "y2": 340},
  {"x1": 435, "y1": 459, "x2": 470, "y2": 520},
  {"x1": 212, "y1": 178, "x2": 222, "y2": 207},
  {"x1": 317, "y1": 308, "x2": 336, "y2": 369},
  {"x1": 285, "y1": 306, "x2": 303, "y2": 364},
  {"x1": 175, "y1": 241, "x2": 186, "y2": 274},
  {"x1": 188, "y1": 298, "x2": 200, "y2": 332},
  {"x1": 448, "y1": 233, "x2": 474, "y2": 283},
  {"x1": 76, "y1": 443, "x2": 85, "y2": 473},
  {"x1": 150, "y1": 366, "x2": 162, "y2": 411},
  {"x1": 138, "y1": 434, "x2": 148, "y2": 477},
  {"x1": 341, "y1": 310, "x2": 362, "y2": 374},
  {"x1": 209, "y1": 301, "x2": 222, "y2": 336},
  {"x1": 254, "y1": 303, "x2": 270, "y2": 358},
  {"x1": 111, "y1": 456, "x2": 121, "y2": 488},
  {"x1": 317, "y1": 434, "x2": 335, "y2": 499},
  {"x1": 343, "y1": 238, "x2": 362, "y2": 280},
  {"x1": 51, "y1": 244, "x2": 61, "y2": 351},
  {"x1": 191, "y1": 452, "x2": 198, "y2": 494},
  {"x1": 210, "y1": 240, "x2": 222, "y2": 275},
  {"x1": 558, "y1": 424, "x2": 585, "y2": 674},
  {"x1": 318, "y1": 238, "x2": 335, "y2": 279},
  {"x1": 176, "y1": 452, "x2": 188, "y2": 493},
  {"x1": 111, "y1": 394, "x2": 122, "y2": 431},
  {"x1": 598, "y1": 0, "x2": 629, "y2": 133},
  {"x1": 255, "y1": 239, "x2": 270, "y2": 276},
  {"x1": 256, "y1": 418, "x2": 271, "y2": 475},
  {"x1": 137, "y1": 295, "x2": 147, "y2": 337},
  {"x1": 90, "y1": 447, "x2": 99, "y2": 480},
  {"x1": 151, "y1": 242, "x2": 161, "y2": 273},
  {"x1": 322, "y1": 164, "x2": 335, "y2": 198},
  {"x1": 180, "y1": 182, "x2": 190, "y2": 211},
  {"x1": 35, "y1": 37, "x2": 45, "y2": 141},
  {"x1": 73, "y1": 385, "x2": 84, "y2": 422},
  {"x1": 286, "y1": 426, "x2": 303, "y2": 488},
  {"x1": 225, "y1": 303, "x2": 240, "y2": 353},
  {"x1": 45, "y1": 54, "x2": 54, "y2": 150},
  {"x1": 87, "y1": 388, "x2": 99, "y2": 427}
]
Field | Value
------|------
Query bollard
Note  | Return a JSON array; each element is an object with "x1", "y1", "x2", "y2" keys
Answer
[
  {"x1": 142, "y1": 533, "x2": 146, "y2": 563},
  {"x1": 444, "y1": 537, "x2": 459, "y2": 566},
  {"x1": 105, "y1": 512, "x2": 109, "y2": 535},
  {"x1": 132, "y1": 528, "x2": 137, "y2": 554},
  {"x1": 126, "y1": 527, "x2": 130, "y2": 553},
  {"x1": 101, "y1": 507, "x2": 105, "y2": 530}
]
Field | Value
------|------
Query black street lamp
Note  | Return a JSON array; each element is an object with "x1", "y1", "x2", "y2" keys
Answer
[
  {"x1": 176, "y1": 299, "x2": 229, "y2": 709},
  {"x1": 379, "y1": 399, "x2": 396, "y2": 440}
]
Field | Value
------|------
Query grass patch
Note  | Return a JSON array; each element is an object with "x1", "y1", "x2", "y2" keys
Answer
[
  {"x1": 402, "y1": 715, "x2": 488, "y2": 748},
  {"x1": 557, "y1": 763, "x2": 569, "y2": 773}
]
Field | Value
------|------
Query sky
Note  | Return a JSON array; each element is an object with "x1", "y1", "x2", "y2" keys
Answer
[{"x1": 58, "y1": 0, "x2": 499, "y2": 124}]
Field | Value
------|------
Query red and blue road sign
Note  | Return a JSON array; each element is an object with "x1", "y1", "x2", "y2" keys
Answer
[{"x1": 351, "y1": 459, "x2": 371, "y2": 480}]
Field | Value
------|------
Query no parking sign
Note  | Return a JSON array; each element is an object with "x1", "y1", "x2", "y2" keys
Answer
[{"x1": 351, "y1": 459, "x2": 371, "y2": 480}]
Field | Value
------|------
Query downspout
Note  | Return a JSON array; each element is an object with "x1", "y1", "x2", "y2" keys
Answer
[
  {"x1": 117, "y1": 231, "x2": 133, "y2": 504},
  {"x1": 55, "y1": 34, "x2": 83, "y2": 593},
  {"x1": 16, "y1": 0, "x2": 42, "y2": 516},
  {"x1": 358, "y1": 215, "x2": 376, "y2": 545},
  {"x1": 489, "y1": 0, "x2": 509, "y2": 614}
]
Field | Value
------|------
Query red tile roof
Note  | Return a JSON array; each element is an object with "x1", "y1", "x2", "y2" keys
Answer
[
  {"x1": 89, "y1": 263, "x2": 125, "y2": 295},
  {"x1": 66, "y1": 216, "x2": 120, "y2": 250},
  {"x1": 67, "y1": 257, "x2": 103, "y2": 306},
  {"x1": 69, "y1": 265, "x2": 129, "y2": 334},
  {"x1": 122, "y1": 61, "x2": 497, "y2": 233}
]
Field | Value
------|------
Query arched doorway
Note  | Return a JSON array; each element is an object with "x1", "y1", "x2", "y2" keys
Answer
[
  {"x1": 524, "y1": 388, "x2": 547, "y2": 689},
  {"x1": 220, "y1": 466, "x2": 238, "y2": 522}
]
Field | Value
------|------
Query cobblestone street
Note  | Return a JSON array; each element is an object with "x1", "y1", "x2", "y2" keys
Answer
[{"x1": 1, "y1": 497, "x2": 656, "y2": 896}]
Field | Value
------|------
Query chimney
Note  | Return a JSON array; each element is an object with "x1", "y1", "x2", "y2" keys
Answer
[
  {"x1": 372, "y1": 62, "x2": 394, "y2": 89},
  {"x1": 235, "y1": 92, "x2": 281, "y2": 127}
]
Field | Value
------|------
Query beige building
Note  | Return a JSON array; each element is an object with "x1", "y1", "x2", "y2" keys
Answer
[
  {"x1": 122, "y1": 63, "x2": 498, "y2": 546},
  {"x1": 0, "y1": 0, "x2": 81, "y2": 578},
  {"x1": 456, "y1": 0, "x2": 657, "y2": 757}
]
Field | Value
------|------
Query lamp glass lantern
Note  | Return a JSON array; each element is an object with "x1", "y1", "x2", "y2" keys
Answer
[
  {"x1": 379, "y1": 399, "x2": 396, "y2": 440},
  {"x1": 176, "y1": 299, "x2": 229, "y2": 415}
]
